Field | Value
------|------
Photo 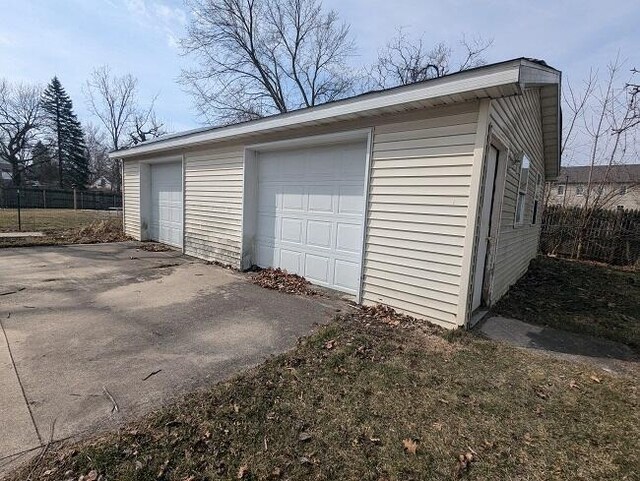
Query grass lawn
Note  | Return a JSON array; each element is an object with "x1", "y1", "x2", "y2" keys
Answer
[
  {"x1": 9, "y1": 308, "x2": 639, "y2": 481},
  {"x1": 493, "y1": 256, "x2": 640, "y2": 351},
  {"x1": 0, "y1": 209, "x2": 128, "y2": 247}
]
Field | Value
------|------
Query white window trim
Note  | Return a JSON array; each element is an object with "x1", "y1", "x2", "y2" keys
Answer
[{"x1": 514, "y1": 153, "x2": 531, "y2": 226}]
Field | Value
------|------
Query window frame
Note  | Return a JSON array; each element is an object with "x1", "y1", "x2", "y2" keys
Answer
[
  {"x1": 514, "y1": 154, "x2": 531, "y2": 226},
  {"x1": 557, "y1": 184, "x2": 565, "y2": 196}
]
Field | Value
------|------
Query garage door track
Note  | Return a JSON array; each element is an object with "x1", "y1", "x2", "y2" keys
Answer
[{"x1": 0, "y1": 242, "x2": 344, "y2": 472}]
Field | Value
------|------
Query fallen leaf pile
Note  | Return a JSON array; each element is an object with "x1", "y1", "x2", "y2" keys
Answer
[
  {"x1": 59, "y1": 219, "x2": 130, "y2": 244},
  {"x1": 354, "y1": 304, "x2": 439, "y2": 332},
  {"x1": 251, "y1": 268, "x2": 321, "y2": 296}
]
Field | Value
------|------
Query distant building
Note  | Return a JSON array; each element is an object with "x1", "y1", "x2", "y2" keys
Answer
[
  {"x1": 0, "y1": 159, "x2": 12, "y2": 186},
  {"x1": 547, "y1": 164, "x2": 640, "y2": 210},
  {"x1": 89, "y1": 176, "x2": 113, "y2": 191}
]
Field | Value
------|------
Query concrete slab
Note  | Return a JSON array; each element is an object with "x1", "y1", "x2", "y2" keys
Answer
[
  {"x1": 479, "y1": 315, "x2": 638, "y2": 373},
  {"x1": 0, "y1": 329, "x2": 41, "y2": 459},
  {"x1": 0, "y1": 242, "x2": 346, "y2": 473},
  {"x1": 0, "y1": 232, "x2": 43, "y2": 238}
]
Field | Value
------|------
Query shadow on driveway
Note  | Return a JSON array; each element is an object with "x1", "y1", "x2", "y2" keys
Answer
[{"x1": 0, "y1": 242, "x2": 346, "y2": 473}]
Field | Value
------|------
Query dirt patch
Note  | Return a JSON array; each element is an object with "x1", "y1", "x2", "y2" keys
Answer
[
  {"x1": 251, "y1": 268, "x2": 323, "y2": 297},
  {"x1": 138, "y1": 242, "x2": 173, "y2": 252}
]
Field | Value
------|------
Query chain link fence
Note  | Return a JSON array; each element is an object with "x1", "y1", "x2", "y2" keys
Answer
[{"x1": 540, "y1": 205, "x2": 640, "y2": 267}]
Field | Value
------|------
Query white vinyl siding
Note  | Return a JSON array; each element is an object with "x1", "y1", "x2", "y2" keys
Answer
[
  {"x1": 362, "y1": 102, "x2": 480, "y2": 328},
  {"x1": 123, "y1": 160, "x2": 141, "y2": 240},
  {"x1": 489, "y1": 89, "x2": 545, "y2": 302},
  {"x1": 184, "y1": 147, "x2": 244, "y2": 267}
]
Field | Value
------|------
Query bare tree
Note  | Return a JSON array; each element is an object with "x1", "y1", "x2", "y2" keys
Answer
[
  {"x1": 616, "y1": 67, "x2": 639, "y2": 134},
  {"x1": 0, "y1": 79, "x2": 42, "y2": 186},
  {"x1": 84, "y1": 122, "x2": 110, "y2": 184},
  {"x1": 129, "y1": 99, "x2": 166, "y2": 145},
  {"x1": 181, "y1": 0, "x2": 356, "y2": 124},
  {"x1": 84, "y1": 66, "x2": 166, "y2": 191},
  {"x1": 367, "y1": 29, "x2": 492, "y2": 89},
  {"x1": 548, "y1": 58, "x2": 640, "y2": 259}
]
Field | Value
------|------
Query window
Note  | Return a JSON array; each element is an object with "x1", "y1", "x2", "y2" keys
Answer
[
  {"x1": 576, "y1": 184, "x2": 584, "y2": 196},
  {"x1": 557, "y1": 184, "x2": 565, "y2": 195},
  {"x1": 514, "y1": 154, "x2": 530, "y2": 225},
  {"x1": 620, "y1": 185, "x2": 627, "y2": 195}
]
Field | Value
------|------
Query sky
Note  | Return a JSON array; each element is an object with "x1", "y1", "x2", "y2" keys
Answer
[{"x1": 0, "y1": 0, "x2": 639, "y2": 136}]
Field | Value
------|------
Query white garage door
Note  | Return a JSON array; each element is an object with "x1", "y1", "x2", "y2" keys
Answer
[
  {"x1": 256, "y1": 142, "x2": 367, "y2": 294},
  {"x1": 150, "y1": 162, "x2": 183, "y2": 248}
]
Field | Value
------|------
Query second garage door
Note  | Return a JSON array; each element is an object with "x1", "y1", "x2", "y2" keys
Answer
[
  {"x1": 150, "y1": 162, "x2": 183, "y2": 248},
  {"x1": 255, "y1": 142, "x2": 367, "y2": 294}
]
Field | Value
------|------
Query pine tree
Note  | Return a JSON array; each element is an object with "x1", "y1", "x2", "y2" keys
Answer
[
  {"x1": 28, "y1": 141, "x2": 58, "y2": 186},
  {"x1": 41, "y1": 77, "x2": 90, "y2": 188}
]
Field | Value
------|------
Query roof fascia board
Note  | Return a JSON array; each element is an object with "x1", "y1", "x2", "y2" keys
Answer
[{"x1": 110, "y1": 61, "x2": 524, "y2": 159}]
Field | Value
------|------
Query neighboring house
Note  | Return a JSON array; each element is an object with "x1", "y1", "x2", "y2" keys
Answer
[
  {"x1": 110, "y1": 58, "x2": 562, "y2": 329},
  {"x1": 547, "y1": 164, "x2": 640, "y2": 210},
  {"x1": 90, "y1": 176, "x2": 114, "y2": 191},
  {"x1": 0, "y1": 159, "x2": 12, "y2": 186}
]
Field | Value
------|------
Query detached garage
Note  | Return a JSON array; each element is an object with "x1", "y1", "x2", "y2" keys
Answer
[{"x1": 113, "y1": 58, "x2": 561, "y2": 329}]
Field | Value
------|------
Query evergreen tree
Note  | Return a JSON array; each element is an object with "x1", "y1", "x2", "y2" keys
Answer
[
  {"x1": 41, "y1": 77, "x2": 89, "y2": 188},
  {"x1": 28, "y1": 141, "x2": 58, "y2": 186}
]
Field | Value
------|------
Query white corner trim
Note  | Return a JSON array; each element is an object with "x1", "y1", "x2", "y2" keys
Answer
[{"x1": 456, "y1": 98, "x2": 491, "y2": 327}]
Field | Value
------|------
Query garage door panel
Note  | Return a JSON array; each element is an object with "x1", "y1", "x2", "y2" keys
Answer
[
  {"x1": 334, "y1": 259, "x2": 360, "y2": 292},
  {"x1": 281, "y1": 218, "x2": 304, "y2": 244},
  {"x1": 307, "y1": 220, "x2": 332, "y2": 249},
  {"x1": 338, "y1": 184, "x2": 365, "y2": 214},
  {"x1": 305, "y1": 254, "x2": 330, "y2": 283},
  {"x1": 336, "y1": 222, "x2": 362, "y2": 253},
  {"x1": 280, "y1": 249, "x2": 302, "y2": 274},
  {"x1": 308, "y1": 185, "x2": 334, "y2": 213},
  {"x1": 256, "y1": 142, "x2": 366, "y2": 295},
  {"x1": 282, "y1": 186, "x2": 305, "y2": 211},
  {"x1": 150, "y1": 162, "x2": 183, "y2": 248}
]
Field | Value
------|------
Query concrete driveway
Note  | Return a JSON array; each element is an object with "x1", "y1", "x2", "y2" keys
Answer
[{"x1": 0, "y1": 243, "x2": 343, "y2": 471}]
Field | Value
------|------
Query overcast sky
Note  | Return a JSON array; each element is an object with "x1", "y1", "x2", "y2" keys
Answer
[{"x1": 1, "y1": 0, "x2": 638, "y2": 135}]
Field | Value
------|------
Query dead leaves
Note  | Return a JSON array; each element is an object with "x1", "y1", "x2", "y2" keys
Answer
[
  {"x1": 324, "y1": 339, "x2": 336, "y2": 350},
  {"x1": 252, "y1": 268, "x2": 322, "y2": 296},
  {"x1": 237, "y1": 464, "x2": 249, "y2": 479},
  {"x1": 456, "y1": 450, "x2": 475, "y2": 476},
  {"x1": 402, "y1": 438, "x2": 418, "y2": 455}
]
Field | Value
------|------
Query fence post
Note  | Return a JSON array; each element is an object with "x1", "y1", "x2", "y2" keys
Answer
[
  {"x1": 17, "y1": 188, "x2": 22, "y2": 232},
  {"x1": 42, "y1": 189, "x2": 46, "y2": 208},
  {"x1": 73, "y1": 187, "x2": 77, "y2": 210}
]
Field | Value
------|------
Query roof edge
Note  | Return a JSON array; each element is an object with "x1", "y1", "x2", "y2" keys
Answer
[{"x1": 111, "y1": 58, "x2": 560, "y2": 160}]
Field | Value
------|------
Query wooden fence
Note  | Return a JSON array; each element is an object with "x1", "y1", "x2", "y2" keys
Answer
[
  {"x1": 0, "y1": 187, "x2": 121, "y2": 210},
  {"x1": 540, "y1": 205, "x2": 640, "y2": 266}
]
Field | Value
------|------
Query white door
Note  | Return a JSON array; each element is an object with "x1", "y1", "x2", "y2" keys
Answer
[
  {"x1": 472, "y1": 146, "x2": 499, "y2": 311},
  {"x1": 150, "y1": 162, "x2": 183, "y2": 248},
  {"x1": 256, "y1": 142, "x2": 367, "y2": 294}
]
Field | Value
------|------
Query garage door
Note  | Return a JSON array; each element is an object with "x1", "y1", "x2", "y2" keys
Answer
[
  {"x1": 150, "y1": 162, "x2": 183, "y2": 248},
  {"x1": 256, "y1": 142, "x2": 367, "y2": 294}
]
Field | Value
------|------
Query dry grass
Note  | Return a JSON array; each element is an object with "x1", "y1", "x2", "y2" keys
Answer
[
  {"x1": 0, "y1": 209, "x2": 127, "y2": 247},
  {"x1": 493, "y1": 256, "x2": 640, "y2": 351},
  {"x1": 0, "y1": 208, "x2": 118, "y2": 233},
  {"x1": 8, "y1": 307, "x2": 639, "y2": 481}
]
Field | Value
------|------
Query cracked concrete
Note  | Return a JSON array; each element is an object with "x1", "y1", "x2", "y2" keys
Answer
[{"x1": 0, "y1": 242, "x2": 346, "y2": 474}]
